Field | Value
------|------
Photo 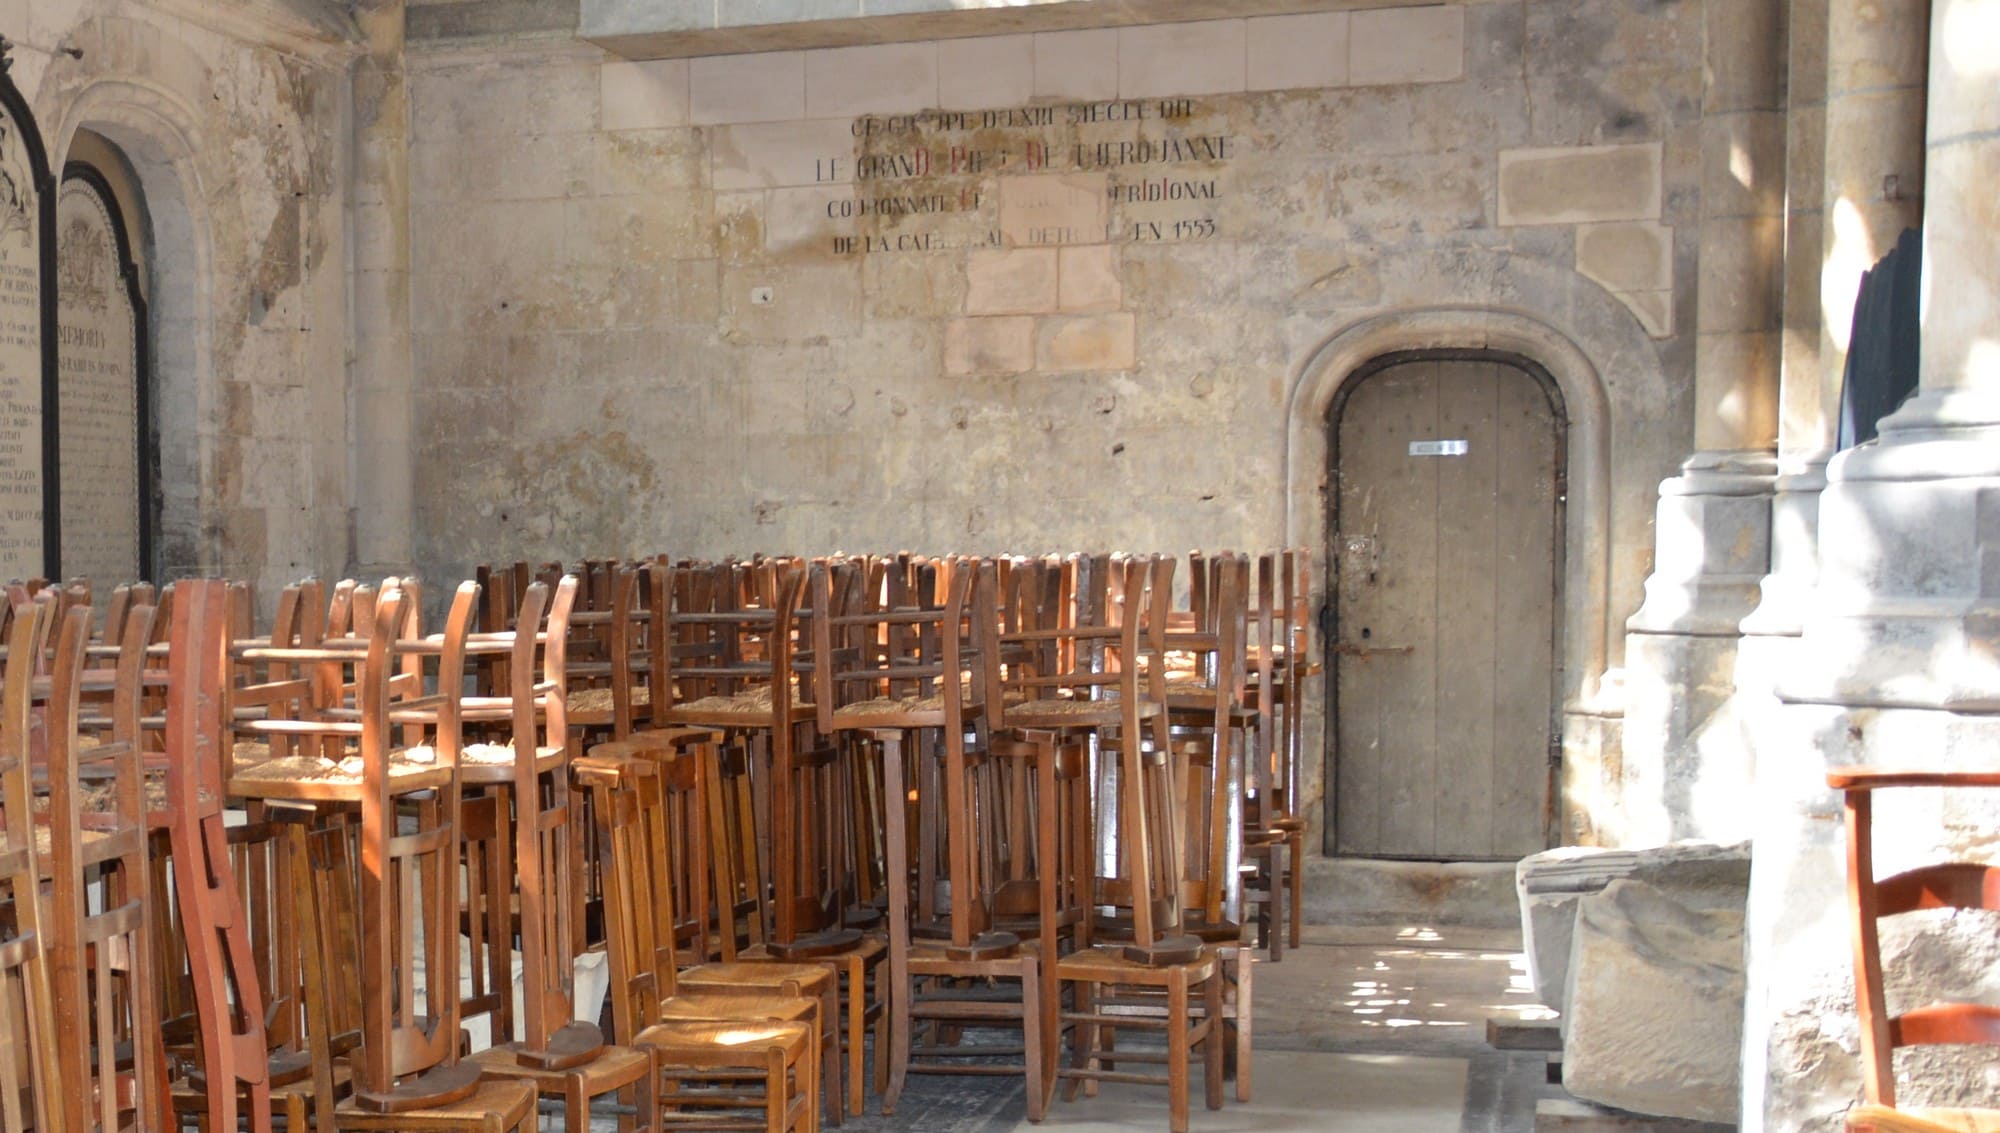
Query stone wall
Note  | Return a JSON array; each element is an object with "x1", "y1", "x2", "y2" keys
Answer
[
  {"x1": 11, "y1": 0, "x2": 359, "y2": 602},
  {"x1": 404, "y1": 2, "x2": 1704, "y2": 795}
]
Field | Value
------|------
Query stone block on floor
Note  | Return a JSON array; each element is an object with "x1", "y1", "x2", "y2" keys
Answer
[{"x1": 1559, "y1": 880, "x2": 1744, "y2": 1125}]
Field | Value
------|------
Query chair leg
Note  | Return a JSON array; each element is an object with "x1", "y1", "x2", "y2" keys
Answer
[
  {"x1": 1021, "y1": 952, "x2": 1044, "y2": 1124},
  {"x1": 843, "y1": 956, "x2": 865, "y2": 1117},
  {"x1": 1063, "y1": 979, "x2": 1093, "y2": 1103},
  {"x1": 1287, "y1": 829, "x2": 1304, "y2": 951},
  {"x1": 1204, "y1": 965, "x2": 1225, "y2": 1112},
  {"x1": 1269, "y1": 841, "x2": 1288, "y2": 962},
  {"x1": 1168, "y1": 969, "x2": 1189, "y2": 1133},
  {"x1": 1234, "y1": 949, "x2": 1253, "y2": 1103}
]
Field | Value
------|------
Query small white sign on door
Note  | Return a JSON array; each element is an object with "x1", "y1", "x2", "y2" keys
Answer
[{"x1": 1408, "y1": 439, "x2": 1469, "y2": 457}]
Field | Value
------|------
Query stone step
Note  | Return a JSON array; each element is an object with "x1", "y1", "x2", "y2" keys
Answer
[{"x1": 1487, "y1": 1017, "x2": 1564, "y2": 1052}]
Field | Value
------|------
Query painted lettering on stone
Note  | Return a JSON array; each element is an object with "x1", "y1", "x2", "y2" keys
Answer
[
  {"x1": 817, "y1": 98, "x2": 1234, "y2": 256},
  {"x1": 0, "y1": 102, "x2": 41, "y2": 579},
  {"x1": 56, "y1": 175, "x2": 141, "y2": 583}
]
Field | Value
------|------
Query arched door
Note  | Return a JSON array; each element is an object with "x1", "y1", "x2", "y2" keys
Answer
[{"x1": 1327, "y1": 351, "x2": 1565, "y2": 860}]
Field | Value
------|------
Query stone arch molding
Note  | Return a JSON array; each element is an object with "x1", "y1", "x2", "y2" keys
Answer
[
  {"x1": 44, "y1": 66, "x2": 219, "y2": 576},
  {"x1": 1283, "y1": 306, "x2": 1616, "y2": 704}
]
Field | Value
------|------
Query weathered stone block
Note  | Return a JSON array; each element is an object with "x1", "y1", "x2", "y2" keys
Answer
[
  {"x1": 691, "y1": 51, "x2": 805, "y2": 125},
  {"x1": 1033, "y1": 28, "x2": 1118, "y2": 101},
  {"x1": 1058, "y1": 244, "x2": 1121, "y2": 311},
  {"x1": 1118, "y1": 20, "x2": 1245, "y2": 99},
  {"x1": 1246, "y1": 12, "x2": 1348, "y2": 93},
  {"x1": 1576, "y1": 222, "x2": 1673, "y2": 295},
  {"x1": 1498, "y1": 144, "x2": 1664, "y2": 227},
  {"x1": 1038, "y1": 312, "x2": 1136, "y2": 372},
  {"x1": 945, "y1": 316, "x2": 1034, "y2": 375},
  {"x1": 1349, "y1": 6, "x2": 1464, "y2": 87},
  {"x1": 1562, "y1": 880, "x2": 1743, "y2": 1125},
  {"x1": 720, "y1": 262, "x2": 861, "y2": 343},
  {"x1": 601, "y1": 59, "x2": 690, "y2": 131},
  {"x1": 966, "y1": 248, "x2": 1059, "y2": 315},
  {"x1": 807, "y1": 41, "x2": 939, "y2": 118},
  {"x1": 933, "y1": 33, "x2": 1031, "y2": 111},
  {"x1": 1516, "y1": 841, "x2": 1749, "y2": 1013},
  {"x1": 766, "y1": 186, "x2": 850, "y2": 254}
]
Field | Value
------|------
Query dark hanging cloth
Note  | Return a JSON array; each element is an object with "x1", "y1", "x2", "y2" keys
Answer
[{"x1": 1837, "y1": 226, "x2": 1923, "y2": 450}]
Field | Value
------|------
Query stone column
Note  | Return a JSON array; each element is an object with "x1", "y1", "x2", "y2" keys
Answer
[
  {"x1": 1747, "y1": 0, "x2": 1929, "y2": 638},
  {"x1": 1749, "y1": 4, "x2": 2000, "y2": 1129},
  {"x1": 347, "y1": 0, "x2": 416, "y2": 576},
  {"x1": 1618, "y1": 0, "x2": 1786, "y2": 847}
]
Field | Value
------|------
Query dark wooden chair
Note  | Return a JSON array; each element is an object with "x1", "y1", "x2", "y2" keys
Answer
[
  {"x1": 1829, "y1": 766, "x2": 2000, "y2": 1133},
  {"x1": 577, "y1": 748, "x2": 821, "y2": 1132}
]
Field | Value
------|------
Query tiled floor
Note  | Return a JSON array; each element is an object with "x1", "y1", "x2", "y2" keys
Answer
[{"x1": 586, "y1": 923, "x2": 1560, "y2": 1132}]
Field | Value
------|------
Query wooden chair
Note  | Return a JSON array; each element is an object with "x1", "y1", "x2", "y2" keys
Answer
[
  {"x1": 1036, "y1": 555, "x2": 1229, "y2": 1133},
  {"x1": 577, "y1": 748, "x2": 821, "y2": 1132},
  {"x1": 1829, "y1": 767, "x2": 2000, "y2": 1133},
  {"x1": 461, "y1": 576, "x2": 662, "y2": 1133},
  {"x1": 0, "y1": 600, "x2": 60, "y2": 1133},
  {"x1": 38, "y1": 599, "x2": 172, "y2": 1132},
  {"x1": 825, "y1": 556, "x2": 1053, "y2": 1120},
  {"x1": 228, "y1": 581, "x2": 539, "y2": 1131}
]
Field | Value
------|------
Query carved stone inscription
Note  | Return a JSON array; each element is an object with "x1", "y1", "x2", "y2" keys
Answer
[
  {"x1": 829, "y1": 98, "x2": 1233, "y2": 255},
  {"x1": 0, "y1": 107, "x2": 41, "y2": 579},
  {"x1": 57, "y1": 177, "x2": 140, "y2": 582}
]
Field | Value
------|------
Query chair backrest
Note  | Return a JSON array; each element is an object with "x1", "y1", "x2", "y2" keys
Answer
[
  {"x1": 353, "y1": 581, "x2": 476, "y2": 1101},
  {"x1": 1831, "y1": 767, "x2": 2000, "y2": 1110},
  {"x1": 0, "y1": 601, "x2": 58, "y2": 1133},
  {"x1": 165, "y1": 579, "x2": 273, "y2": 1133},
  {"x1": 577, "y1": 751, "x2": 687, "y2": 1045}
]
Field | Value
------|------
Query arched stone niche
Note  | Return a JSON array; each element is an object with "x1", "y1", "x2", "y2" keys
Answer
[{"x1": 47, "y1": 76, "x2": 217, "y2": 580}]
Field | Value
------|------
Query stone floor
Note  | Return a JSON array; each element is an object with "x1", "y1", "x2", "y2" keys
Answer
[{"x1": 581, "y1": 922, "x2": 1566, "y2": 1132}]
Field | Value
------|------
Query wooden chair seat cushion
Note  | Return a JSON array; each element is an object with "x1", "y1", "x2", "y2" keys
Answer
[
  {"x1": 335, "y1": 1070, "x2": 537, "y2": 1128},
  {"x1": 665, "y1": 685, "x2": 815, "y2": 725},
  {"x1": 1056, "y1": 943, "x2": 1219, "y2": 985},
  {"x1": 834, "y1": 694, "x2": 945, "y2": 724},
  {"x1": 680, "y1": 959, "x2": 836, "y2": 997},
  {"x1": 567, "y1": 685, "x2": 651, "y2": 716},
  {"x1": 456, "y1": 742, "x2": 566, "y2": 782},
  {"x1": 656, "y1": 992, "x2": 818, "y2": 1026},
  {"x1": 227, "y1": 746, "x2": 454, "y2": 798},
  {"x1": 632, "y1": 1018, "x2": 814, "y2": 1062},
  {"x1": 1848, "y1": 1106, "x2": 2000, "y2": 1133},
  {"x1": 1005, "y1": 696, "x2": 1159, "y2": 727},
  {"x1": 469, "y1": 1038, "x2": 653, "y2": 1084}
]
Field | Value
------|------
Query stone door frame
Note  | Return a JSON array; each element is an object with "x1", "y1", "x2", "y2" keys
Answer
[{"x1": 1283, "y1": 307, "x2": 1616, "y2": 856}]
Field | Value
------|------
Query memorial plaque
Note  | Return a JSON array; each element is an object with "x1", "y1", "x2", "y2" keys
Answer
[
  {"x1": 0, "y1": 53, "x2": 53, "y2": 581},
  {"x1": 57, "y1": 170, "x2": 143, "y2": 582}
]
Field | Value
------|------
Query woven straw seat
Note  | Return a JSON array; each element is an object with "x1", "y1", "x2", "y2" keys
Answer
[
  {"x1": 34, "y1": 824, "x2": 111, "y2": 855},
  {"x1": 834, "y1": 694, "x2": 945, "y2": 719},
  {"x1": 568, "y1": 685, "x2": 651, "y2": 715},
  {"x1": 1006, "y1": 696, "x2": 1158, "y2": 726},
  {"x1": 232, "y1": 739, "x2": 272, "y2": 764},
  {"x1": 228, "y1": 746, "x2": 454, "y2": 796}
]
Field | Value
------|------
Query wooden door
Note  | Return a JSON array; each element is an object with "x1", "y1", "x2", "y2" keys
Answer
[{"x1": 1329, "y1": 354, "x2": 1563, "y2": 860}]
